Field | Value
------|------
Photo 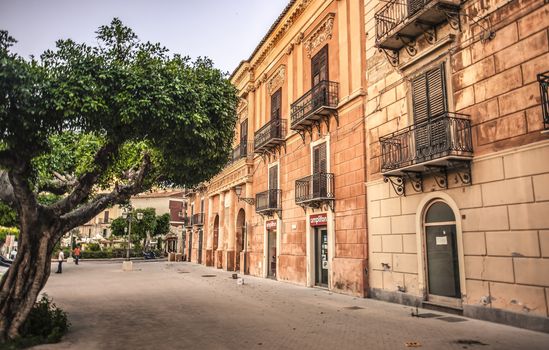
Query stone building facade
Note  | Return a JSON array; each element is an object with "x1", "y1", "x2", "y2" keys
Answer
[
  {"x1": 182, "y1": 0, "x2": 369, "y2": 297},
  {"x1": 365, "y1": 0, "x2": 549, "y2": 331}
]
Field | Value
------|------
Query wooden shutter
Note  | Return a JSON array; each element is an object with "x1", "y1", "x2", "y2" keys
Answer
[
  {"x1": 313, "y1": 143, "x2": 327, "y2": 197},
  {"x1": 411, "y1": 63, "x2": 448, "y2": 158},
  {"x1": 240, "y1": 119, "x2": 248, "y2": 142},
  {"x1": 271, "y1": 89, "x2": 281, "y2": 121},
  {"x1": 269, "y1": 165, "x2": 278, "y2": 190},
  {"x1": 427, "y1": 64, "x2": 447, "y2": 118},
  {"x1": 103, "y1": 211, "x2": 109, "y2": 223},
  {"x1": 311, "y1": 45, "x2": 329, "y2": 87}
]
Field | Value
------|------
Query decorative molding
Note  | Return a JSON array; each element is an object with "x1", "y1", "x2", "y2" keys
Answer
[
  {"x1": 237, "y1": 98, "x2": 248, "y2": 113},
  {"x1": 304, "y1": 13, "x2": 336, "y2": 58},
  {"x1": 286, "y1": 43, "x2": 294, "y2": 55},
  {"x1": 251, "y1": 0, "x2": 314, "y2": 70},
  {"x1": 267, "y1": 65, "x2": 286, "y2": 94}
]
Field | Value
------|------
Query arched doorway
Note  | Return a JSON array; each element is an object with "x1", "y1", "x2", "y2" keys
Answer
[
  {"x1": 423, "y1": 200, "x2": 461, "y2": 303},
  {"x1": 235, "y1": 209, "x2": 246, "y2": 272}
]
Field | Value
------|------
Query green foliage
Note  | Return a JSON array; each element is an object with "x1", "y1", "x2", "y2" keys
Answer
[
  {"x1": 0, "y1": 19, "x2": 238, "y2": 191},
  {"x1": 109, "y1": 216, "x2": 127, "y2": 237},
  {"x1": 86, "y1": 243, "x2": 101, "y2": 251},
  {"x1": 0, "y1": 226, "x2": 19, "y2": 245},
  {"x1": 154, "y1": 213, "x2": 170, "y2": 236},
  {"x1": 0, "y1": 202, "x2": 17, "y2": 227},
  {"x1": 2, "y1": 295, "x2": 70, "y2": 349}
]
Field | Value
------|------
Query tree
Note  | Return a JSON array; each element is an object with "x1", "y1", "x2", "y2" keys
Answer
[{"x1": 0, "y1": 19, "x2": 237, "y2": 341}]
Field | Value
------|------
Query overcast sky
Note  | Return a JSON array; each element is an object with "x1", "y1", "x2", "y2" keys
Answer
[{"x1": 0, "y1": 0, "x2": 289, "y2": 73}]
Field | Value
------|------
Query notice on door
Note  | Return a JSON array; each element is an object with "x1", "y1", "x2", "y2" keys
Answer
[{"x1": 436, "y1": 236, "x2": 448, "y2": 245}]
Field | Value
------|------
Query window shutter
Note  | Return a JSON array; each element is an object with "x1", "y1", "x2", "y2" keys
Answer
[
  {"x1": 427, "y1": 63, "x2": 447, "y2": 118},
  {"x1": 412, "y1": 74, "x2": 429, "y2": 124},
  {"x1": 271, "y1": 89, "x2": 281, "y2": 120},
  {"x1": 269, "y1": 165, "x2": 278, "y2": 190},
  {"x1": 240, "y1": 119, "x2": 248, "y2": 141}
]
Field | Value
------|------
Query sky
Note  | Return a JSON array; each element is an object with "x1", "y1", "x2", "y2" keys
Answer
[{"x1": 0, "y1": 0, "x2": 289, "y2": 73}]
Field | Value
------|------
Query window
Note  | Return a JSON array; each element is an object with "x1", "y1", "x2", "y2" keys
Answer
[
  {"x1": 312, "y1": 45, "x2": 329, "y2": 87},
  {"x1": 269, "y1": 165, "x2": 279, "y2": 208},
  {"x1": 312, "y1": 142, "x2": 327, "y2": 197},
  {"x1": 103, "y1": 211, "x2": 109, "y2": 223}
]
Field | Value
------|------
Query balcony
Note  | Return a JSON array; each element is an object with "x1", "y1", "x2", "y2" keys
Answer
[
  {"x1": 254, "y1": 119, "x2": 287, "y2": 155},
  {"x1": 379, "y1": 113, "x2": 473, "y2": 195},
  {"x1": 538, "y1": 71, "x2": 549, "y2": 131},
  {"x1": 184, "y1": 216, "x2": 192, "y2": 228},
  {"x1": 375, "y1": 0, "x2": 460, "y2": 65},
  {"x1": 230, "y1": 140, "x2": 253, "y2": 164},
  {"x1": 291, "y1": 81, "x2": 339, "y2": 139},
  {"x1": 191, "y1": 213, "x2": 204, "y2": 226},
  {"x1": 295, "y1": 173, "x2": 335, "y2": 212},
  {"x1": 255, "y1": 189, "x2": 282, "y2": 217}
]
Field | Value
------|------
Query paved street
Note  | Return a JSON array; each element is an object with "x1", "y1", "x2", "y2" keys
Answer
[{"x1": 34, "y1": 260, "x2": 549, "y2": 350}]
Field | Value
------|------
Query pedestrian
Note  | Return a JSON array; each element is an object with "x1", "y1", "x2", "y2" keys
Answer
[
  {"x1": 56, "y1": 250, "x2": 64, "y2": 273},
  {"x1": 74, "y1": 246, "x2": 81, "y2": 265}
]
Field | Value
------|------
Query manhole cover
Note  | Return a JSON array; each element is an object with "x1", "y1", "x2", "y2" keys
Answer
[
  {"x1": 438, "y1": 316, "x2": 467, "y2": 323},
  {"x1": 201, "y1": 274, "x2": 216, "y2": 277},
  {"x1": 416, "y1": 313, "x2": 440, "y2": 318},
  {"x1": 344, "y1": 306, "x2": 364, "y2": 310},
  {"x1": 177, "y1": 271, "x2": 190, "y2": 274}
]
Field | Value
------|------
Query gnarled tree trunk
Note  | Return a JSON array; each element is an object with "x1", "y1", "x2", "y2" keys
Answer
[{"x1": 0, "y1": 222, "x2": 58, "y2": 340}]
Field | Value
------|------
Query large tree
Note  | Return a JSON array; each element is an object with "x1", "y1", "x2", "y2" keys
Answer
[{"x1": 0, "y1": 19, "x2": 237, "y2": 341}]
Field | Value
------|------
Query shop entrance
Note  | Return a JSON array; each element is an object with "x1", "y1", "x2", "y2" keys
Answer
[
  {"x1": 314, "y1": 227, "x2": 328, "y2": 287},
  {"x1": 267, "y1": 227, "x2": 277, "y2": 279}
]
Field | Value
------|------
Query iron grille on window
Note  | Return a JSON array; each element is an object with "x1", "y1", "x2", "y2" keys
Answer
[
  {"x1": 254, "y1": 119, "x2": 287, "y2": 151},
  {"x1": 191, "y1": 213, "x2": 204, "y2": 226},
  {"x1": 295, "y1": 173, "x2": 335, "y2": 204},
  {"x1": 538, "y1": 71, "x2": 549, "y2": 130},
  {"x1": 255, "y1": 189, "x2": 281, "y2": 213},
  {"x1": 290, "y1": 80, "x2": 339, "y2": 129},
  {"x1": 379, "y1": 112, "x2": 473, "y2": 173}
]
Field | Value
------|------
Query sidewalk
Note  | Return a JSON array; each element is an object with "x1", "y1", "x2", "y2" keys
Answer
[{"x1": 35, "y1": 260, "x2": 549, "y2": 349}]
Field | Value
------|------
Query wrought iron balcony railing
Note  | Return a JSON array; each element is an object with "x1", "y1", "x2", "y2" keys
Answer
[
  {"x1": 255, "y1": 189, "x2": 281, "y2": 214},
  {"x1": 191, "y1": 213, "x2": 205, "y2": 226},
  {"x1": 375, "y1": 0, "x2": 460, "y2": 52},
  {"x1": 295, "y1": 173, "x2": 335, "y2": 205},
  {"x1": 291, "y1": 80, "x2": 339, "y2": 131},
  {"x1": 230, "y1": 140, "x2": 253, "y2": 164},
  {"x1": 254, "y1": 119, "x2": 287, "y2": 153},
  {"x1": 538, "y1": 71, "x2": 549, "y2": 130},
  {"x1": 380, "y1": 113, "x2": 473, "y2": 174}
]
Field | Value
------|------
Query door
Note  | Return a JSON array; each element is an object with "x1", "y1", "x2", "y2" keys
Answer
[
  {"x1": 188, "y1": 230, "x2": 193, "y2": 262},
  {"x1": 267, "y1": 230, "x2": 277, "y2": 278},
  {"x1": 271, "y1": 89, "x2": 282, "y2": 139},
  {"x1": 312, "y1": 143, "x2": 327, "y2": 198},
  {"x1": 181, "y1": 232, "x2": 186, "y2": 259},
  {"x1": 198, "y1": 229, "x2": 203, "y2": 264},
  {"x1": 268, "y1": 165, "x2": 278, "y2": 209},
  {"x1": 311, "y1": 45, "x2": 329, "y2": 109},
  {"x1": 315, "y1": 228, "x2": 329, "y2": 287},
  {"x1": 424, "y1": 201, "x2": 461, "y2": 299}
]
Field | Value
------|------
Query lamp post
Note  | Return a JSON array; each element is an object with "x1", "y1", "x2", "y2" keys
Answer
[{"x1": 121, "y1": 207, "x2": 143, "y2": 271}]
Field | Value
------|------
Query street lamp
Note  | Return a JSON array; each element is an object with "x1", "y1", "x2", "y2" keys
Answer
[
  {"x1": 121, "y1": 207, "x2": 143, "y2": 271},
  {"x1": 235, "y1": 185, "x2": 255, "y2": 206}
]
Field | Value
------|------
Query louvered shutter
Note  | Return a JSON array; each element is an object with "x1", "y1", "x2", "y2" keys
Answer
[
  {"x1": 240, "y1": 119, "x2": 248, "y2": 156},
  {"x1": 412, "y1": 63, "x2": 448, "y2": 160},
  {"x1": 408, "y1": 0, "x2": 425, "y2": 16},
  {"x1": 271, "y1": 89, "x2": 281, "y2": 139},
  {"x1": 269, "y1": 165, "x2": 278, "y2": 208},
  {"x1": 313, "y1": 143, "x2": 327, "y2": 197}
]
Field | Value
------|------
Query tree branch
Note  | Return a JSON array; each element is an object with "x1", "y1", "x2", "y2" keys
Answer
[
  {"x1": 37, "y1": 172, "x2": 77, "y2": 196},
  {"x1": 0, "y1": 150, "x2": 17, "y2": 168},
  {"x1": 58, "y1": 153, "x2": 151, "y2": 235},
  {"x1": 50, "y1": 142, "x2": 118, "y2": 215}
]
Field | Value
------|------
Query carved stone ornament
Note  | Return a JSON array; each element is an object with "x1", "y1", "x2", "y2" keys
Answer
[
  {"x1": 305, "y1": 13, "x2": 336, "y2": 58},
  {"x1": 286, "y1": 43, "x2": 294, "y2": 55},
  {"x1": 267, "y1": 65, "x2": 286, "y2": 94}
]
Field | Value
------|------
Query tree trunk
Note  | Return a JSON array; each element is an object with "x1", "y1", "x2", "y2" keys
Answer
[{"x1": 0, "y1": 225, "x2": 55, "y2": 341}]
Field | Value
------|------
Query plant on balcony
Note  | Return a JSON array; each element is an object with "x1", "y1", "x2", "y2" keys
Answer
[{"x1": 0, "y1": 18, "x2": 238, "y2": 342}]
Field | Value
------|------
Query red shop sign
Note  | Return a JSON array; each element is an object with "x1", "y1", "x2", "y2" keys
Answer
[
  {"x1": 266, "y1": 220, "x2": 277, "y2": 230},
  {"x1": 310, "y1": 213, "x2": 328, "y2": 227}
]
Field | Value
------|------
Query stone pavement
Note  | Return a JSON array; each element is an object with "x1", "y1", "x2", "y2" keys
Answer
[{"x1": 34, "y1": 260, "x2": 549, "y2": 350}]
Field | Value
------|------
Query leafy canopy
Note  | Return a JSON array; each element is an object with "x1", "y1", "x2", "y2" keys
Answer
[{"x1": 0, "y1": 18, "x2": 238, "y2": 193}]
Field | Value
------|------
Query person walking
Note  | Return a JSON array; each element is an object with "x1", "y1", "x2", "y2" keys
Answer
[
  {"x1": 74, "y1": 246, "x2": 81, "y2": 265},
  {"x1": 56, "y1": 250, "x2": 64, "y2": 273}
]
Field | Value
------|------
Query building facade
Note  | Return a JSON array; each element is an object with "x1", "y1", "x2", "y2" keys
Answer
[
  {"x1": 182, "y1": 0, "x2": 368, "y2": 296},
  {"x1": 365, "y1": 0, "x2": 549, "y2": 331}
]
